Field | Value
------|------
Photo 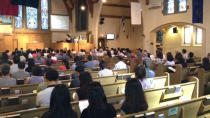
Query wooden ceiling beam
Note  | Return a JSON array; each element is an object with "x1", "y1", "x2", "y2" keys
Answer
[
  {"x1": 103, "y1": 4, "x2": 130, "y2": 8},
  {"x1": 63, "y1": 0, "x2": 74, "y2": 22},
  {"x1": 100, "y1": 14, "x2": 131, "y2": 19}
]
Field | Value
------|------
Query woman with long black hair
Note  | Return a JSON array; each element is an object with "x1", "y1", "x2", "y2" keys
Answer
[
  {"x1": 80, "y1": 82, "x2": 116, "y2": 118},
  {"x1": 121, "y1": 79, "x2": 148, "y2": 114},
  {"x1": 41, "y1": 84, "x2": 77, "y2": 118}
]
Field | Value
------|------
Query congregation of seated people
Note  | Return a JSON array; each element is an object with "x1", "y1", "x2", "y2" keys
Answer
[{"x1": 0, "y1": 47, "x2": 209, "y2": 118}]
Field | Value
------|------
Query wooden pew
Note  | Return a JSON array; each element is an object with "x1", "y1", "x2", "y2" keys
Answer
[
  {"x1": 0, "y1": 79, "x2": 197, "y2": 117},
  {"x1": 119, "y1": 96, "x2": 206, "y2": 118},
  {"x1": 0, "y1": 93, "x2": 36, "y2": 114},
  {"x1": 197, "y1": 68, "x2": 210, "y2": 96}
]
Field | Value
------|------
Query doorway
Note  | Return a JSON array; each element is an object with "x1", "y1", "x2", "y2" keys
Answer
[{"x1": 98, "y1": 37, "x2": 106, "y2": 49}]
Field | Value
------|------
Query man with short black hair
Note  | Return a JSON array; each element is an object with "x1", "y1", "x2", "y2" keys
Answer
[
  {"x1": 36, "y1": 69, "x2": 59, "y2": 107},
  {"x1": 84, "y1": 55, "x2": 97, "y2": 68},
  {"x1": 12, "y1": 62, "x2": 30, "y2": 79},
  {"x1": 98, "y1": 61, "x2": 113, "y2": 77},
  {"x1": 113, "y1": 56, "x2": 127, "y2": 70},
  {"x1": 0, "y1": 64, "x2": 16, "y2": 87},
  {"x1": 10, "y1": 56, "x2": 20, "y2": 74},
  {"x1": 70, "y1": 64, "x2": 85, "y2": 88}
]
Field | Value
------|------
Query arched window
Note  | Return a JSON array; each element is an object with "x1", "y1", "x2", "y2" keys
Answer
[{"x1": 26, "y1": 7, "x2": 38, "y2": 29}]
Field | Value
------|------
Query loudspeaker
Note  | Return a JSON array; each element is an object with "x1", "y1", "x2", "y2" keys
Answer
[
  {"x1": 173, "y1": 27, "x2": 178, "y2": 33},
  {"x1": 100, "y1": 17, "x2": 104, "y2": 24}
]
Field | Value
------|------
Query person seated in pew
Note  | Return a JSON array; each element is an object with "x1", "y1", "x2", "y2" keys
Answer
[
  {"x1": 72, "y1": 56, "x2": 80, "y2": 70},
  {"x1": 175, "y1": 52, "x2": 187, "y2": 67},
  {"x1": 41, "y1": 84, "x2": 78, "y2": 118},
  {"x1": 25, "y1": 58, "x2": 35, "y2": 73},
  {"x1": 74, "y1": 72, "x2": 93, "y2": 100},
  {"x1": 10, "y1": 56, "x2": 20, "y2": 75},
  {"x1": 34, "y1": 52, "x2": 45, "y2": 64},
  {"x1": 84, "y1": 55, "x2": 97, "y2": 69},
  {"x1": 155, "y1": 51, "x2": 164, "y2": 64},
  {"x1": 135, "y1": 66, "x2": 154, "y2": 90},
  {"x1": 182, "y1": 49, "x2": 188, "y2": 61},
  {"x1": 186, "y1": 52, "x2": 195, "y2": 63},
  {"x1": 12, "y1": 61, "x2": 30, "y2": 80},
  {"x1": 43, "y1": 54, "x2": 56, "y2": 65},
  {"x1": 36, "y1": 69, "x2": 59, "y2": 107},
  {"x1": 70, "y1": 64, "x2": 85, "y2": 88},
  {"x1": 55, "y1": 50, "x2": 63, "y2": 61},
  {"x1": 59, "y1": 59, "x2": 70, "y2": 71},
  {"x1": 80, "y1": 82, "x2": 116, "y2": 118},
  {"x1": 0, "y1": 64, "x2": 16, "y2": 87},
  {"x1": 25, "y1": 66, "x2": 44, "y2": 84},
  {"x1": 199, "y1": 57, "x2": 210, "y2": 71},
  {"x1": 121, "y1": 79, "x2": 148, "y2": 115},
  {"x1": 143, "y1": 59, "x2": 155, "y2": 78},
  {"x1": 164, "y1": 52, "x2": 175, "y2": 66},
  {"x1": 98, "y1": 61, "x2": 113, "y2": 77},
  {"x1": 113, "y1": 56, "x2": 127, "y2": 70}
]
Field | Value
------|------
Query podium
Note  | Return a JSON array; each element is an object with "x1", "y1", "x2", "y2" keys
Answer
[
  {"x1": 26, "y1": 43, "x2": 44, "y2": 50},
  {"x1": 52, "y1": 40, "x2": 95, "y2": 52}
]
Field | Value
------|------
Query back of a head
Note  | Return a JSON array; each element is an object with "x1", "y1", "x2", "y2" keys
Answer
[
  {"x1": 75, "y1": 64, "x2": 85, "y2": 73},
  {"x1": 79, "y1": 72, "x2": 93, "y2": 87},
  {"x1": 99, "y1": 61, "x2": 107, "y2": 70},
  {"x1": 167, "y1": 52, "x2": 174, "y2": 61},
  {"x1": 87, "y1": 82, "x2": 107, "y2": 109},
  {"x1": 18, "y1": 61, "x2": 25, "y2": 69},
  {"x1": 87, "y1": 55, "x2": 92, "y2": 61},
  {"x1": 203, "y1": 57, "x2": 209, "y2": 65},
  {"x1": 74, "y1": 56, "x2": 80, "y2": 63},
  {"x1": 182, "y1": 49, "x2": 187, "y2": 54},
  {"x1": 1, "y1": 64, "x2": 10, "y2": 76},
  {"x1": 32, "y1": 66, "x2": 42, "y2": 76},
  {"x1": 13, "y1": 56, "x2": 20, "y2": 64},
  {"x1": 157, "y1": 51, "x2": 163, "y2": 59},
  {"x1": 189, "y1": 52, "x2": 194, "y2": 58},
  {"x1": 45, "y1": 69, "x2": 59, "y2": 81},
  {"x1": 135, "y1": 66, "x2": 146, "y2": 81},
  {"x1": 46, "y1": 59, "x2": 53, "y2": 66},
  {"x1": 123, "y1": 79, "x2": 148, "y2": 114},
  {"x1": 49, "y1": 84, "x2": 76, "y2": 118},
  {"x1": 28, "y1": 58, "x2": 35, "y2": 67},
  {"x1": 118, "y1": 56, "x2": 123, "y2": 61},
  {"x1": 143, "y1": 59, "x2": 151, "y2": 68}
]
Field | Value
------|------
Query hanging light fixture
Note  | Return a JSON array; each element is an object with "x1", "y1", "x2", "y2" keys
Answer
[{"x1": 80, "y1": 4, "x2": 86, "y2": 11}]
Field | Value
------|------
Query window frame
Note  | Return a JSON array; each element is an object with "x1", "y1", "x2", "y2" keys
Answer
[
  {"x1": 194, "y1": 27, "x2": 203, "y2": 46},
  {"x1": 163, "y1": 0, "x2": 188, "y2": 15},
  {"x1": 183, "y1": 26, "x2": 193, "y2": 46}
]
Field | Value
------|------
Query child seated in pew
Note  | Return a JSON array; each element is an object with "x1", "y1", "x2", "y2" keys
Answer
[
  {"x1": 36, "y1": 69, "x2": 59, "y2": 107},
  {"x1": 74, "y1": 72, "x2": 93, "y2": 100},
  {"x1": 135, "y1": 66, "x2": 154, "y2": 90},
  {"x1": 0, "y1": 64, "x2": 16, "y2": 87},
  {"x1": 98, "y1": 61, "x2": 113, "y2": 77},
  {"x1": 121, "y1": 79, "x2": 148, "y2": 115},
  {"x1": 41, "y1": 84, "x2": 78, "y2": 118},
  {"x1": 80, "y1": 82, "x2": 116, "y2": 118}
]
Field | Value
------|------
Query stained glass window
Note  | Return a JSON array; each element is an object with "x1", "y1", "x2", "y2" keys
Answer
[
  {"x1": 41, "y1": 0, "x2": 48, "y2": 30},
  {"x1": 168, "y1": 0, "x2": 175, "y2": 14},
  {"x1": 26, "y1": 7, "x2": 38, "y2": 29},
  {"x1": 179, "y1": 0, "x2": 187, "y2": 12},
  {"x1": 15, "y1": 5, "x2": 23, "y2": 28}
]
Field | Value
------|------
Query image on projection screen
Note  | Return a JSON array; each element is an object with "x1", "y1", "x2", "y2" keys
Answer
[{"x1": 50, "y1": 15, "x2": 69, "y2": 31}]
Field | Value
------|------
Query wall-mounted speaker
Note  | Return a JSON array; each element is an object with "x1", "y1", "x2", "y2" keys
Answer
[
  {"x1": 173, "y1": 27, "x2": 178, "y2": 33},
  {"x1": 100, "y1": 17, "x2": 104, "y2": 24}
]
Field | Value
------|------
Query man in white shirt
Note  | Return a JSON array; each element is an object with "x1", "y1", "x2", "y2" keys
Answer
[
  {"x1": 36, "y1": 69, "x2": 59, "y2": 107},
  {"x1": 98, "y1": 61, "x2": 113, "y2": 77},
  {"x1": 182, "y1": 49, "x2": 188, "y2": 61},
  {"x1": 113, "y1": 56, "x2": 127, "y2": 70}
]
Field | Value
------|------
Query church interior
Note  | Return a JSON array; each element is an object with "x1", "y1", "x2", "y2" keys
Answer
[{"x1": 0, "y1": 0, "x2": 210, "y2": 118}]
